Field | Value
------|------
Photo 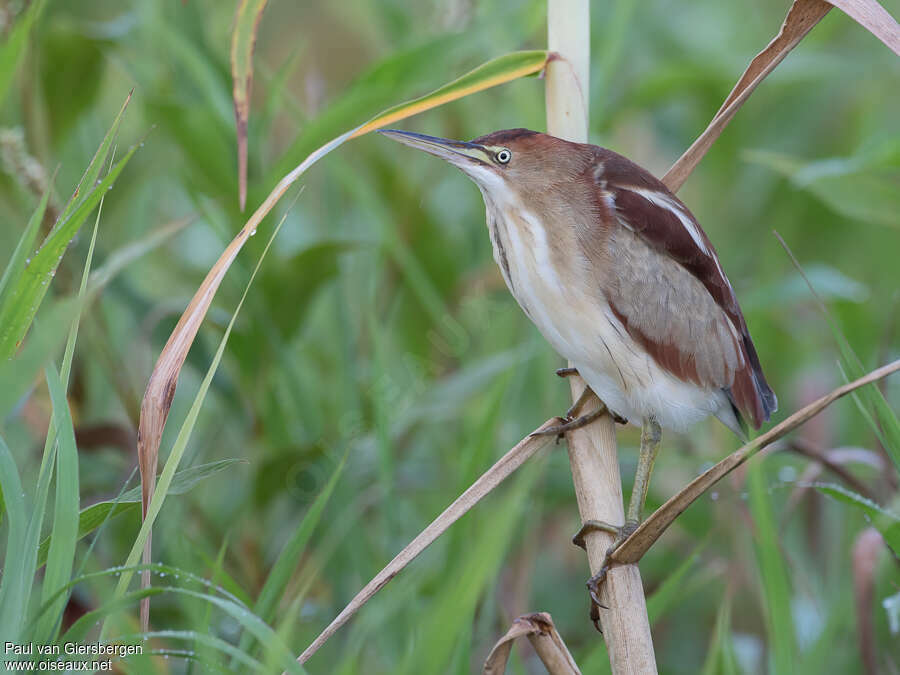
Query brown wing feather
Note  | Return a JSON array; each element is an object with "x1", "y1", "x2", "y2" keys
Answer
[{"x1": 592, "y1": 148, "x2": 776, "y2": 429}]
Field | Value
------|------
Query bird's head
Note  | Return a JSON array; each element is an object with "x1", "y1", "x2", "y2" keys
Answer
[{"x1": 378, "y1": 128, "x2": 589, "y2": 204}]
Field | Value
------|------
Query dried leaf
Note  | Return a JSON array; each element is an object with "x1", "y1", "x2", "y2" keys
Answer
[
  {"x1": 611, "y1": 359, "x2": 900, "y2": 566},
  {"x1": 663, "y1": 0, "x2": 900, "y2": 192},
  {"x1": 231, "y1": 0, "x2": 269, "y2": 211},
  {"x1": 715, "y1": 0, "x2": 832, "y2": 119},
  {"x1": 663, "y1": 0, "x2": 832, "y2": 192},
  {"x1": 829, "y1": 0, "x2": 900, "y2": 55},
  {"x1": 482, "y1": 612, "x2": 581, "y2": 675}
]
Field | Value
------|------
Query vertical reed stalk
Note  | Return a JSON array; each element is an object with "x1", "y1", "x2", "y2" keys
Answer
[{"x1": 545, "y1": 1, "x2": 658, "y2": 672}]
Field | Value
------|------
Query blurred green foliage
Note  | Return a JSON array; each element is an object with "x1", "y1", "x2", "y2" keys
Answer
[{"x1": 0, "y1": 0, "x2": 899, "y2": 673}]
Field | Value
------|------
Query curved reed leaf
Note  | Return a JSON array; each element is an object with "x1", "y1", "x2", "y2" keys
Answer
[{"x1": 135, "y1": 49, "x2": 549, "y2": 633}]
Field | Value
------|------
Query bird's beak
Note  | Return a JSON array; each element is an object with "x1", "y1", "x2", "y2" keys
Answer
[{"x1": 377, "y1": 129, "x2": 491, "y2": 168}]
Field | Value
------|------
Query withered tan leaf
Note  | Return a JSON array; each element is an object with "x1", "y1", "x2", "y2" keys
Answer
[
  {"x1": 231, "y1": 0, "x2": 270, "y2": 211},
  {"x1": 829, "y1": 0, "x2": 900, "y2": 55},
  {"x1": 482, "y1": 612, "x2": 581, "y2": 675},
  {"x1": 663, "y1": 0, "x2": 899, "y2": 193},
  {"x1": 663, "y1": 0, "x2": 832, "y2": 192}
]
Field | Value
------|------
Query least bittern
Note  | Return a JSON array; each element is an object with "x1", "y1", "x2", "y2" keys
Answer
[{"x1": 380, "y1": 128, "x2": 776, "y2": 619}]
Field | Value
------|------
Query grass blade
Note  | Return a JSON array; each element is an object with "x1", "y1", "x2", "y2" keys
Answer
[
  {"x1": 254, "y1": 453, "x2": 346, "y2": 622},
  {"x1": 0, "y1": 0, "x2": 44, "y2": 105},
  {"x1": 298, "y1": 420, "x2": 557, "y2": 665},
  {"x1": 0, "y1": 434, "x2": 28, "y2": 640},
  {"x1": 815, "y1": 483, "x2": 900, "y2": 554},
  {"x1": 748, "y1": 461, "x2": 797, "y2": 674},
  {"x1": 35, "y1": 365, "x2": 81, "y2": 641},
  {"x1": 38, "y1": 502, "x2": 140, "y2": 570},
  {"x1": 646, "y1": 544, "x2": 706, "y2": 624},
  {"x1": 54, "y1": 91, "x2": 132, "y2": 232},
  {"x1": 349, "y1": 50, "x2": 550, "y2": 138},
  {"x1": 10, "y1": 405, "x2": 60, "y2": 644},
  {"x1": 87, "y1": 216, "x2": 193, "y2": 296},
  {"x1": 0, "y1": 182, "x2": 50, "y2": 301},
  {"x1": 233, "y1": 452, "x2": 347, "y2": 660},
  {"x1": 81, "y1": 565, "x2": 306, "y2": 675},
  {"x1": 0, "y1": 141, "x2": 140, "y2": 358},
  {"x1": 36, "y1": 459, "x2": 245, "y2": 569},
  {"x1": 701, "y1": 593, "x2": 739, "y2": 675},
  {"x1": 400, "y1": 462, "x2": 542, "y2": 675},
  {"x1": 146, "y1": 631, "x2": 264, "y2": 672},
  {"x1": 231, "y1": 0, "x2": 269, "y2": 211},
  {"x1": 164, "y1": 588, "x2": 307, "y2": 675},
  {"x1": 775, "y1": 232, "x2": 900, "y2": 470}
]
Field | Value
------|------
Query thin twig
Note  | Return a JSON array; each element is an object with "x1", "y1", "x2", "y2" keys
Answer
[{"x1": 786, "y1": 438, "x2": 875, "y2": 500}]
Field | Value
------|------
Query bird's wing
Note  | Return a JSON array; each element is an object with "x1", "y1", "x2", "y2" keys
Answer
[{"x1": 591, "y1": 148, "x2": 776, "y2": 429}]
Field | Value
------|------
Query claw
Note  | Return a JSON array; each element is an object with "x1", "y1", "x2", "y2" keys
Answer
[{"x1": 576, "y1": 521, "x2": 638, "y2": 629}]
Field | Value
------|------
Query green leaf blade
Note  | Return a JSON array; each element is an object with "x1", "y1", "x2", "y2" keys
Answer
[
  {"x1": 0, "y1": 434, "x2": 29, "y2": 640},
  {"x1": 815, "y1": 483, "x2": 900, "y2": 554},
  {"x1": 0, "y1": 141, "x2": 139, "y2": 358},
  {"x1": 35, "y1": 364, "x2": 81, "y2": 642}
]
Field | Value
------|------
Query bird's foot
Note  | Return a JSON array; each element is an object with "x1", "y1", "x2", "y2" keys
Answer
[
  {"x1": 545, "y1": 378, "x2": 629, "y2": 439},
  {"x1": 530, "y1": 406, "x2": 608, "y2": 443},
  {"x1": 572, "y1": 519, "x2": 639, "y2": 632}
]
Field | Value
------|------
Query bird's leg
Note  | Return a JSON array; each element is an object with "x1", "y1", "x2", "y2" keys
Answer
[
  {"x1": 573, "y1": 416, "x2": 661, "y2": 631},
  {"x1": 627, "y1": 415, "x2": 661, "y2": 526}
]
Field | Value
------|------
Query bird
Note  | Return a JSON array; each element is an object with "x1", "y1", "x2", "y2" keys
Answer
[{"x1": 379, "y1": 127, "x2": 776, "y2": 607}]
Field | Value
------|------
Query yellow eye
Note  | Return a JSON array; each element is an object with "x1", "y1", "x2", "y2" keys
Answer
[{"x1": 496, "y1": 149, "x2": 511, "y2": 164}]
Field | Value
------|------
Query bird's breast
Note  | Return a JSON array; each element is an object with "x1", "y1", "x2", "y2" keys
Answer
[{"x1": 484, "y1": 201, "x2": 601, "y2": 364}]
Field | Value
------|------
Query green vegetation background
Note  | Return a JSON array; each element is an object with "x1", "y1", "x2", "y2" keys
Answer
[{"x1": 1, "y1": 0, "x2": 898, "y2": 672}]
